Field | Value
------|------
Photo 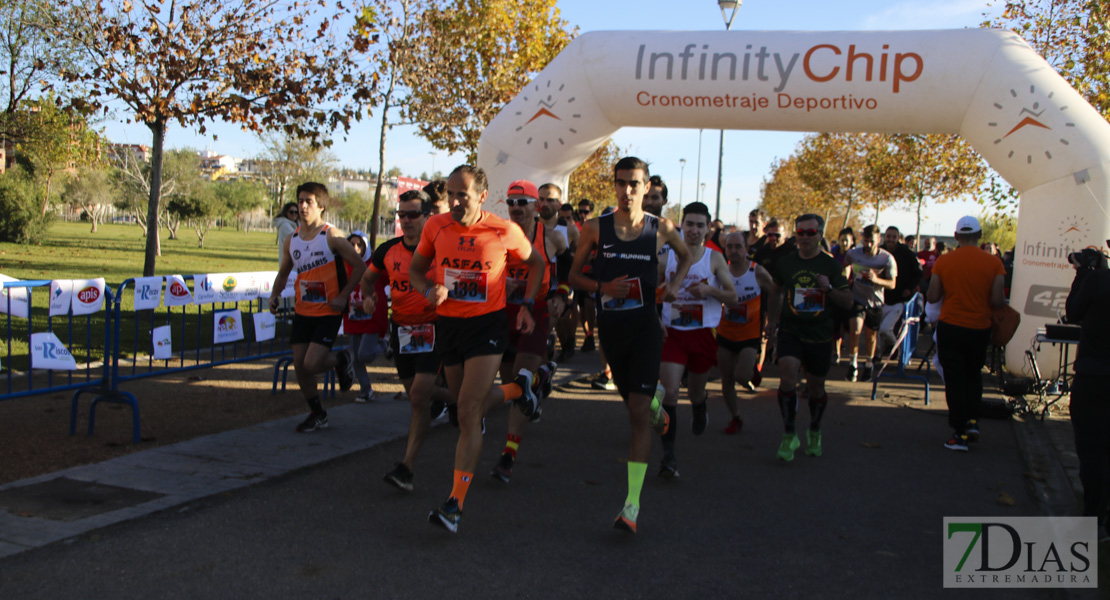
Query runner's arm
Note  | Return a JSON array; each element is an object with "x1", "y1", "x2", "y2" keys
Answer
[
  {"x1": 659, "y1": 219, "x2": 693, "y2": 301},
  {"x1": 569, "y1": 219, "x2": 599, "y2": 293},
  {"x1": 702, "y1": 251, "x2": 738, "y2": 304},
  {"x1": 269, "y1": 235, "x2": 294, "y2": 313},
  {"x1": 990, "y1": 274, "x2": 1006, "y2": 308},
  {"x1": 409, "y1": 250, "x2": 445, "y2": 306}
]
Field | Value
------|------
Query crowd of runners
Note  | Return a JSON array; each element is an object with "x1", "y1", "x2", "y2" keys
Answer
[{"x1": 267, "y1": 157, "x2": 1002, "y2": 535}]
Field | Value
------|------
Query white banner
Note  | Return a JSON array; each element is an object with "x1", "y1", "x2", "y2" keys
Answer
[
  {"x1": 49, "y1": 280, "x2": 73, "y2": 317},
  {"x1": 213, "y1": 309, "x2": 245, "y2": 344},
  {"x1": 252, "y1": 311, "x2": 276, "y2": 342},
  {"x1": 195, "y1": 273, "x2": 263, "y2": 304},
  {"x1": 70, "y1": 278, "x2": 105, "y2": 316},
  {"x1": 133, "y1": 276, "x2": 163, "y2": 310},
  {"x1": 0, "y1": 274, "x2": 30, "y2": 319},
  {"x1": 192, "y1": 274, "x2": 216, "y2": 304},
  {"x1": 164, "y1": 275, "x2": 193, "y2": 307},
  {"x1": 30, "y1": 331, "x2": 77, "y2": 371},
  {"x1": 152, "y1": 324, "x2": 172, "y2": 359}
]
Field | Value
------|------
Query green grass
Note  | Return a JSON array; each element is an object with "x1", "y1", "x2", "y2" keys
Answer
[{"x1": 0, "y1": 222, "x2": 287, "y2": 374}]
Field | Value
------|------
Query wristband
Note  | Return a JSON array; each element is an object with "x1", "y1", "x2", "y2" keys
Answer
[
  {"x1": 423, "y1": 286, "x2": 435, "y2": 300},
  {"x1": 521, "y1": 298, "x2": 536, "y2": 310}
]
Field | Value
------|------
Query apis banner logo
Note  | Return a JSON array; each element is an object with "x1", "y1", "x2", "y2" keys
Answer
[{"x1": 164, "y1": 275, "x2": 194, "y2": 307}]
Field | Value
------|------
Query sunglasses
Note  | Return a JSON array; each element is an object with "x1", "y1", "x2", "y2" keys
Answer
[
  {"x1": 578, "y1": 209, "x2": 590, "y2": 214},
  {"x1": 766, "y1": 232, "x2": 782, "y2": 239},
  {"x1": 505, "y1": 198, "x2": 532, "y2": 207},
  {"x1": 796, "y1": 228, "x2": 821, "y2": 237},
  {"x1": 397, "y1": 210, "x2": 428, "y2": 220}
]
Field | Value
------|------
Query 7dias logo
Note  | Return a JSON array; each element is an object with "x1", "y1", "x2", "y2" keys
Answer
[{"x1": 943, "y1": 517, "x2": 1097, "y2": 588}]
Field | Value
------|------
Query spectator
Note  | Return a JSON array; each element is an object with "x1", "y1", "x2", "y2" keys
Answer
[
  {"x1": 274, "y1": 202, "x2": 298, "y2": 261},
  {"x1": 880, "y1": 226, "x2": 923, "y2": 356}
]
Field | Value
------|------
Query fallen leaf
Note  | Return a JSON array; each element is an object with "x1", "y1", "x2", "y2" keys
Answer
[{"x1": 997, "y1": 491, "x2": 1017, "y2": 506}]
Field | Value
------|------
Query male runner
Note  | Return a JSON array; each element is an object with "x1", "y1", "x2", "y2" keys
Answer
[
  {"x1": 717, "y1": 231, "x2": 774, "y2": 434},
  {"x1": 576, "y1": 198, "x2": 599, "y2": 354},
  {"x1": 842, "y1": 225, "x2": 897, "y2": 382},
  {"x1": 767, "y1": 214, "x2": 852, "y2": 461},
  {"x1": 409, "y1": 165, "x2": 548, "y2": 533},
  {"x1": 657, "y1": 202, "x2": 737, "y2": 478},
  {"x1": 569, "y1": 156, "x2": 692, "y2": 533},
  {"x1": 361, "y1": 190, "x2": 454, "y2": 492},
  {"x1": 539, "y1": 184, "x2": 580, "y2": 363},
  {"x1": 491, "y1": 179, "x2": 563, "y2": 483},
  {"x1": 269, "y1": 182, "x2": 367, "y2": 432}
]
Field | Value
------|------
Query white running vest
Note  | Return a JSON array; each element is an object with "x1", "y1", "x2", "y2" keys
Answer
[{"x1": 662, "y1": 247, "x2": 722, "y2": 330}]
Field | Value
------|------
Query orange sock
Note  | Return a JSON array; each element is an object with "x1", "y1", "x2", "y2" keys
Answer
[
  {"x1": 503, "y1": 434, "x2": 522, "y2": 459},
  {"x1": 450, "y1": 469, "x2": 473, "y2": 508},
  {"x1": 498, "y1": 382, "x2": 523, "y2": 402}
]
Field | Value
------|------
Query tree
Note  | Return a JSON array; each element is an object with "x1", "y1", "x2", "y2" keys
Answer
[
  {"x1": 0, "y1": 165, "x2": 49, "y2": 243},
  {"x1": 0, "y1": 0, "x2": 80, "y2": 140},
  {"x1": 794, "y1": 133, "x2": 878, "y2": 230},
  {"x1": 864, "y1": 134, "x2": 987, "y2": 241},
  {"x1": 62, "y1": 166, "x2": 114, "y2": 232},
  {"x1": 980, "y1": 212, "x2": 1018, "y2": 251},
  {"x1": 759, "y1": 155, "x2": 824, "y2": 228},
  {"x1": 166, "y1": 180, "x2": 221, "y2": 247},
  {"x1": 337, "y1": 189, "x2": 374, "y2": 233},
  {"x1": 113, "y1": 147, "x2": 205, "y2": 241},
  {"x1": 212, "y1": 179, "x2": 267, "y2": 232},
  {"x1": 567, "y1": 139, "x2": 621, "y2": 211},
  {"x1": 984, "y1": 1, "x2": 1110, "y2": 118},
  {"x1": 255, "y1": 132, "x2": 340, "y2": 214},
  {"x1": 405, "y1": 0, "x2": 576, "y2": 162},
  {"x1": 11, "y1": 96, "x2": 102, "y2": 219},
  {"x1": 50, "y1": 0, "x2": 363, "y2": 276}
]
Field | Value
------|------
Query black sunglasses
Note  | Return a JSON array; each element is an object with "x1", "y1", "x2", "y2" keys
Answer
[
  {"x1": 397, "y1": 210, "x2": 428, "y2": 219},
  {"x1": 578, "y1": 209, "x2": 590, "y2": 214},
  {"x1": 505, "y1": 198, "x2": 532, "y2": 207},
  {"x1": 796, "y1": 228, "x2": 821, "y2": 237}
]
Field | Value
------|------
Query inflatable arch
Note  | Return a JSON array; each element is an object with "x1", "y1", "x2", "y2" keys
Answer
[{"x1": 477, "y1": 29, "x2": 1110, "y2": 379}]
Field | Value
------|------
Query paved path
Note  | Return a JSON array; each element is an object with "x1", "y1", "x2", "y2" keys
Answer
[{"x1": 0, "y1": 349, "x2": 1094, "y2": 598}]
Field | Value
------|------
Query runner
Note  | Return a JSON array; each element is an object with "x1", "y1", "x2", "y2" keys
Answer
[
  {"x1": 657, "y1": 201, "x2": 737, "y2": 479},
  {"x1": 409, "y1": 165, "x2": 549, "y2": 533},
  {"x1": 717, "y1": 231, "x2": 774, "y2": 434},
  {"x1": 268, "y1": 182, "x2": 367, "y2": 433},
  {"x1": 569, "y1": 156, "x2": 692, "y2": 533},
  {"x1": 344, "y1": 231, "x2": 387, "y2": 402},
  {"x1": 360, "y1": 190, "x2": 454, "y2": 492},
  {"x1": 491, "y1": 179, "x2": 562, "y2": 483},
  {"x1": 766, "y1": 214, "x2": 852, "y2": 461}
]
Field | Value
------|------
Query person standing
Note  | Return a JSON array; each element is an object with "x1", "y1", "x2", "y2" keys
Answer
[
  {"x1": 409, "y1": 165, "x2": 547, "y2": 533},
  {"x1": 926, "y1": 216, "x2": 1005, "y2": 451},
  {"x1": 569, "y1": 156, "x2": 691, "y2": 533},
  {"x1": 269, "y1": 183, "x2": 366, "y2": 432},
  {"x1": 879, "y1": 226, "x2": 923, "y2": 359},
  {"x1": 274, "y1": 202, "x2": 298, "y2": 262},
  {"x1": 767, "y1": 214, "x2": 853, "y2": 461}
]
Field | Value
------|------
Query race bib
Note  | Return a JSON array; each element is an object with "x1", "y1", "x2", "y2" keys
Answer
[
  {"x1": 398, "y1": 323, "x2": 435, "y2": 354},
  {"x1": 725, "y1": 303, "x2": 749, "y2": 324},
  {"x1": 445, "y1": 269, "x2": 488, "y2": 303},
  {"x1": 601, "y1": 277, "x2": 643, "y2": 311},
  {"x1": 670, "y1": 303, "x2": 704, "y2": 327},
  {"x1": 506, "y1": 277, "x2": 526, "y2": 304},
  {"x1": 299, "y1": 280, "x2": 327, "y2": 304},
  {"x1": 793, "y1": 287, "x2": 826, "y2": 313},
  {"x1": 348, "y1": 301, "x2": 373, "y2": 321}
]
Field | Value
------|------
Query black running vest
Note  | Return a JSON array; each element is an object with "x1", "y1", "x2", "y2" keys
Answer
[{"x1": 593, "y1": 212, "x2": 659, "y2": 321}]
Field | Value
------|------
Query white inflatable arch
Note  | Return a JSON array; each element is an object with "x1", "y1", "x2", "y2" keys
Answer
[{"x1": 477, "y1": 29, "x2": 1110, "y2": 378}]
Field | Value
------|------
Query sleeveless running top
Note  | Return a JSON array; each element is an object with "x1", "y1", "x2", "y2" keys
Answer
[
  {"x1": 662, "y1": 247, "x2": 722, "y2": 330},
  {"x1": 718, "y1": 262, "x2": 762, "y2": 342},
  {"x1": 370, "y1": 236, "x2": 437, "y2": 325},
  {"x1": 506, "y1": 219, "x2": 550, "y2": 304},
  {"x1": 593, "y1": 213, "x2": 659, "y2": 320},
  {"x1": 291, "y1": 224, "x2": 347, "y2": 317}
]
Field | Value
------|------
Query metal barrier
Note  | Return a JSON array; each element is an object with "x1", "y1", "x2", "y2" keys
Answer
[
  {"x1": 871, "y1": 292, "x2": 931, "y2": 404},
  {"x1": 0, "y1": 280, "x2": 116, "y2": 436}
]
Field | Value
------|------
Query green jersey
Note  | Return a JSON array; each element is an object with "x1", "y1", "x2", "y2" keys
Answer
[{"x1": 772, "y1": 250, "x2": 849, "y2": 343}]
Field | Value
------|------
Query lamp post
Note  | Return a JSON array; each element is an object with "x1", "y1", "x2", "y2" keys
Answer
[
  {"x1": 695, "y1": 129, "x2": 703, "y2": 202},
  {"x1": 428, "y1": 151, "x2": 436, "y2": 177},
  {"x1": 714, "y1": 0, "x2": 741, "y2": 221},
  {"x1": 679, "y1": 158, "x2": 687, "y2": 203},
  {"x1": 700, "y1": 183, "x2": 706, "y2": 204},
  {"x1": 735, "y1": 197, "x2": 741, "y2": 229}
]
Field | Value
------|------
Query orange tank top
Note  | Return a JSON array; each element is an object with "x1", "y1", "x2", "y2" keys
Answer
[
  {"x1": 291, "y1": 224, "x2": 346, "y2": 317},
  {"x1": 718, "y1": 262, "x2": 762, "y2": 342},
  {"x1": 506, "y1": 219, "x2": 550, "y2": 304}
]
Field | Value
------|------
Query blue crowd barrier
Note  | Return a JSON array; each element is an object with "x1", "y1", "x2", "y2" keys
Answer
[{"x1": 871, "y1": 292, "x2": 931, "y2": 404}]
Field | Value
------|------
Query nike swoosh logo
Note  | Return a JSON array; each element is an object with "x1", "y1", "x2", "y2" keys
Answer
[
  {"x1": 489, "y1": 340, "x2": 497, "y2": 346},
  {"x1": 603, "y1": 244, "x2": 615, "y2": 249}
]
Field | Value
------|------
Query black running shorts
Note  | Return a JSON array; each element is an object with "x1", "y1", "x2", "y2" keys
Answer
[
  {"x1": 775, "y1": 329, "x2": 835, "y2": 378},
  {"x1": 290, "y1": 314, "x2": 342, "y2": 347},
  {"x1": 598, "y1": 315, "x2": 663, "y2": 400},
  {"x1": 435, "y1": 310, "x2": 509, "y2": 366}
]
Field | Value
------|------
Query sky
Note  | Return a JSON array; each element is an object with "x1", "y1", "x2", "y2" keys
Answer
[{"x1": 101, "y1": 0, "x2": 1005, "y2": 236}]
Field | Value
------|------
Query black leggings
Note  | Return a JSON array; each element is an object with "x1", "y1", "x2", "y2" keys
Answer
[
  {"x1": 936, "y1": 321, "x2": 990, "y2": 433},
  {"x1": 1070, "y1": 373, "x2": 1110, "y2": 524}
]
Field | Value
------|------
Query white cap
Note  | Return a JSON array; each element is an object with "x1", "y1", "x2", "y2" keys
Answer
[{"x1": 955, "y1": 216, "x2": 981, "y2": 234}]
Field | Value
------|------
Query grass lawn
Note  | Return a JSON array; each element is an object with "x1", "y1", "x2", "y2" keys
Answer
[{"x1": 0, "y1": 222, "x2": 288, "y2": 375}]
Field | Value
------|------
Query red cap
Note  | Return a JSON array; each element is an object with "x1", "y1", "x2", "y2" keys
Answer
[{"x1": 506, "y1": 180, "x2": 539, "y2": 200}]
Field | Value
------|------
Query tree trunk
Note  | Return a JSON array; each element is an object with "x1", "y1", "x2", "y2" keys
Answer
[
  {"x1": 143, "y1": 119, "x2": 167, "y2": 276},
  {"x1": 914, "y1": 191, "x2": 924, "y2": 245},
  {"x1": 369, "y1": 67, "x2": 398, "y2": 248},
  {"x1": 40, "y1": 170, "x2": 54, "y2": 218}
]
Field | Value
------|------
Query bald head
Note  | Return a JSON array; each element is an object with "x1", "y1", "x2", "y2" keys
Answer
[{"x1": 724, "y1": 230, "x2": 748, "y2": 264}]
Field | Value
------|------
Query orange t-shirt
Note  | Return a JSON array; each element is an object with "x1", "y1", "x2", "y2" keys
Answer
[
  {"x1": 369, "y1": 237, "x2": 437, "y2": 326},
  {"x1": 506, "y1": 219, "x2": 550, "y2": 304},
  {"x1": 933, "y1": 246, "x2": 1005, "y2": 329},
  {"x1": 416, "y1": 211, "x2": 534, "y2": 318}
]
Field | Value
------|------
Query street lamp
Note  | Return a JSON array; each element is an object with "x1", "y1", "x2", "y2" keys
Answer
[
  {"x1": 700, "y1": 183, "x2": 706, "y2": 204},
  {"x1": 679, "y1": 158, "x2": 687, "y2": 203},
  {"x1": 714, "y1": 0, "x2": 741, "y2": 221},
  {"x1": 428, "y1": 151, "x2": 437, "y2": 177},
  {"x1": 735, "y1": 197, "x2": 741, "y2": 229}
]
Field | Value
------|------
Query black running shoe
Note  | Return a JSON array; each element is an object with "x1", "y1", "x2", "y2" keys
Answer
[
  {"x1": 384, "y1": 462, "x2": 414, "y2": 492},
  {"x1": 428, "y1": 497, "x2": 462, "y2": 533},
  {"x1": 658, "y1": 454, "x2": 679, "y2": 479},
  {"x1": 844, "y1": 365, "x2": 857, "y2": 382},
  {"x1": 858, "y1": 364, "x2": 873, "y2": 382},
  {"x1": 556, "y1": 347, "x2": 575, "y2": 363},
  {"x1": 490, "y1": 453, "x2": 514, "y2": 483},
  {"x1": 511, "y1": 372, "x2": 539, "y2": 417},
  {"x1": 334, "y1": 349, "x2": 355, "y2": 391},
  {"x1": 581, "y1": 334, "x2": 595, "y2": 352},
  {"x1": 296, "y1": 410, "x2": 328, "y2": 433},
  {"x1": 692, "y1": 401, "x2": 708, "y2": 436},
  {"x1": 429, "y1": 399, "x2": 447, "y2": 422},
  {"x1": 537, "y1": 361, "x2": 557, "y2": 400}
]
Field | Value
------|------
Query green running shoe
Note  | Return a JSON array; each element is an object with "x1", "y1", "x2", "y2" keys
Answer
[
  {"x1": 649, "y1": 383, "x2": 669, "y2": 435},
  {"x1": 805, "y1": 429, "x2": 822, "y2": 457},
  {"x1": 777, "y1": 433, "x2": 801, "y2": 462}
]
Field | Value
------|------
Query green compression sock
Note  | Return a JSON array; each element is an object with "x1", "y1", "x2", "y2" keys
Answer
[{"x1": 625, "y1": 461, "x2": 648, "y2": 508}]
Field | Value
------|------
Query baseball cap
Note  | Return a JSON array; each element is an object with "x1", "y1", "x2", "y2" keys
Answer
[
  {"x1": 506, "y1": 180, "x2": 539, "y2": 200},
  {"x1": 955, "y1": 216, "x2": 981, "y2": 234}
]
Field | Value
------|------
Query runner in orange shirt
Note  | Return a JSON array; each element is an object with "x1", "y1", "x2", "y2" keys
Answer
[
  {"x1": 268, "y1": 182, "x2": 367, "y2": 433},
  {"x1": 409, "y1": 165, "x2": 549, "y2": 533}
]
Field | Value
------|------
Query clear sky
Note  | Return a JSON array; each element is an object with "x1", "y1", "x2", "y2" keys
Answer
[{"x1": 101, "y1": 0, "x2": 1005, "y2": 236}]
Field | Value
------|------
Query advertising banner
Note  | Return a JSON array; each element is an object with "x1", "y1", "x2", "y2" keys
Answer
[
  {"x1": 252, "y1": 311, "x2": 276, "y2": 342},
  {"x1": 133, "y1": 276, "x2": 164, "y2": 310},
  {"x1": 0, "y1": 274, "x2": 30, "y2": 319},
  {"x1": 49, "y1": 280, "x2": 73, "y2": 317},
  {"x1": 30, "y1": 331, "x2": 77, "y2": 371},
  {"x1": 70, "y1": 278, "x2": 105, "y2": 316},
  {"x1": 164, "y1": 275, "x2": 193, "y2": 307},
  {"x1": 152, "y1": 324, "x2": 173, "y2": 359},
  {"x1": 213, "y1": 309, "x2": 245, "y2": 344}
]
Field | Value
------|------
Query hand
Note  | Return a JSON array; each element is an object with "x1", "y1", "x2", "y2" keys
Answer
[
  {"x1": 600, "y1": 275, "x2": 631, "y2": 299},
  {"x1": 362, "y1": 292, "x2": 377, "y2": 315},
  {"x1": 661, "y1": 282, "x2": 681, "y2": 303},
  {"x1": 268, "y1": 295, "x2": 281, "y2": 314},
  {"x1": 426, "y1": 284, "x2": 448, "y2": 307},
  {"x1": 859, "y1": 270, "x2": 874, "y2": 282},
  {"x1": 688, "y1": 280, "x2": 712, "y2": 299},
  {"x1": 516, "y1": 305, "x2": 536, "y2": 334},
  {"x1": 328, "y1": 296, "x2": 347, "y2": 313},
  {"x1": 816, "y1": 274, "x2": 831, "y2": 291}
]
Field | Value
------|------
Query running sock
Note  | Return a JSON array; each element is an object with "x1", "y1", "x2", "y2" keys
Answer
[
  {"x1": 808, "y1": 394, "x2": 829, "y2": 431},
  {"x1": 778, "y1": 389, "x2": 798, "y2": 434},
  {"x1": 851, "y1": 352, "x2": 859, "y2": 368},
  {"x1": 625, "y1": 461, "x2": 648, "y2": 508},
  {"x1": 306, "y1": 396, "x2": 323, "y2": 413},
  {"x1": 497, "y1": 369, "x2": 534, "y2": 402},
  {"x1": 503, "y1": 434, "x2": 522, "y2": 459},
  {"x1": 450, "y1": 469, "x2": 473, "y2": 509}
]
